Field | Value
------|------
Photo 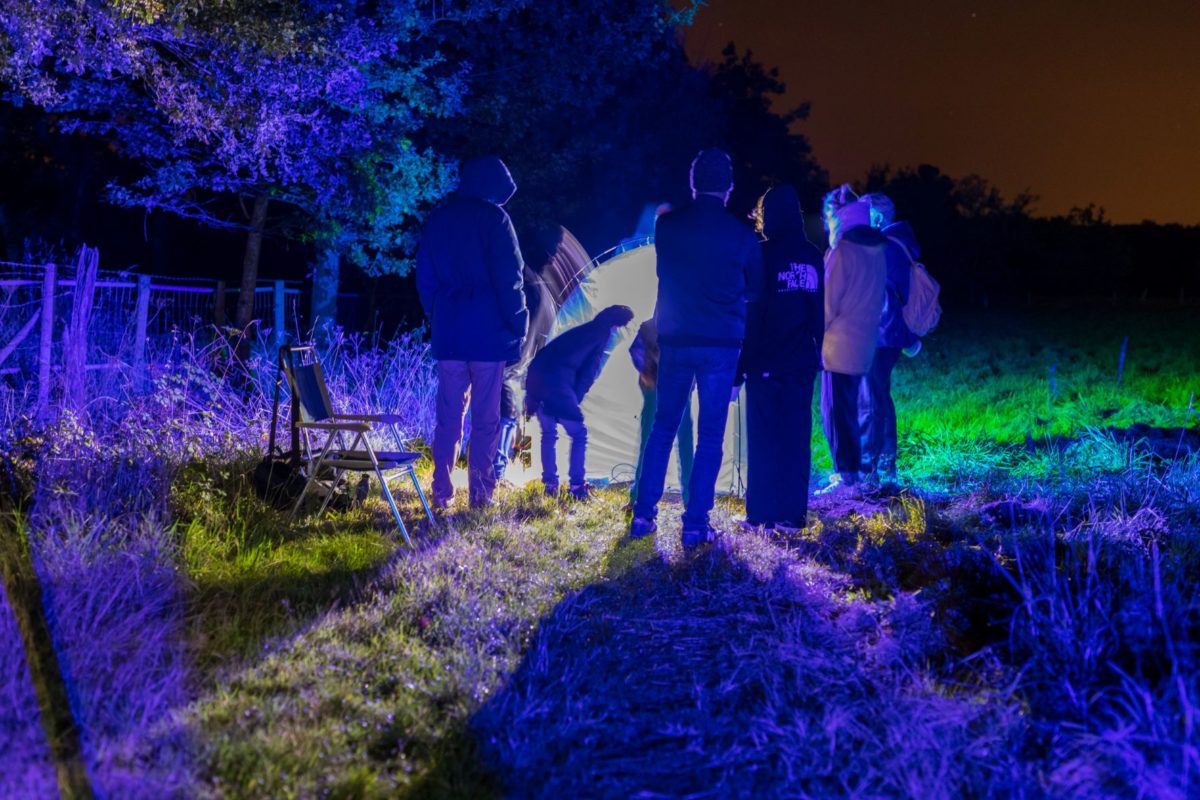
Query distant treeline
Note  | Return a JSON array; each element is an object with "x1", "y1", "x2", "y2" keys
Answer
[{"x1": 860, "y1": 165, "x2": 1200, "y2": 307}]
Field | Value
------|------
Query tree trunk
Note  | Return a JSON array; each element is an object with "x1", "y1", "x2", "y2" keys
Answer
[
  {"x1": 311, "y1": 243, "x2": 340, "y2": 338},
  {"x1": 235, "y1": 194, "x2": 270, "y2": 331}
]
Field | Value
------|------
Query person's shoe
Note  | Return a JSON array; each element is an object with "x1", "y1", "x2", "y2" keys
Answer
[
  {"x1": 568, "y1": 482, "x2": 593, "y2": 501},
  {"x1": 814, "y1": 472, "x2": 859, "y2": 498},
  {"x1": 773, "y1": 519, "x2": 806, "y2": 534},
  {"x1": 628, "y1": 516, "x2": 657, "y2": 539},
  {"x1": 860, "y1": 470, "x2": 881, "y2": 491},
  {"x1": 738, "y1": 518, "x2": 773, "y2": 533},
  {"x1": 543, "y1": 482, "x2": 560, "y2": 498},
  {"x1": 680, "y1": 524, "x2": 714, "y2": 550}
]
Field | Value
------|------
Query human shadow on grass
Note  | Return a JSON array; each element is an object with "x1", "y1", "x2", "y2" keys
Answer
[{"x1": 456, "y1": 530, "x2": 1018, "y2": 799}]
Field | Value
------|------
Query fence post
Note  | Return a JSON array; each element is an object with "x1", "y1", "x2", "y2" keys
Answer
[
  {"x1": 36, "y1": 262, "x2": 55, "y2": 416},
  {"x1": 213, "y1": 280, "x2": 226, "y2": 328},
  {"x1": 273, "y1": 280, "x2": 286, "y2": 349},
  {"x1": 133, "y1": 274, "x2": 151, "y2": 389}
]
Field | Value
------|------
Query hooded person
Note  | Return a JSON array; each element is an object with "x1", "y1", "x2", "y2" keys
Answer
[
  {"x1": 525, "y1": 304, "x2": 636, "y2": 500},
  {"x1": 816, "y1": 187, "x2": 886, "y2": 496},
  {"x1": 628, "y1": 148, "x2": 764, "y2": 549},
  {"x1": 858, "y1": 193, "x2": 921, "y2": 484},
  {"x1": 736, "y1": 184, "x2": 824, "y2": 530},
  {"x1": 416, "y1": 155, "x2": 528, "y2": 510}
]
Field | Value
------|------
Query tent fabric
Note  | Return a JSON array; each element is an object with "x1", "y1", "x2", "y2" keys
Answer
[{"x1": 513, "y1": 243, "x2": 748, "y2": 495}]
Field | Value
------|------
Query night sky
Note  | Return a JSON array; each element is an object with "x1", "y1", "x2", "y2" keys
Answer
[{"x1": 684, "y1": 0, "x2": 1200, "y2": 225}]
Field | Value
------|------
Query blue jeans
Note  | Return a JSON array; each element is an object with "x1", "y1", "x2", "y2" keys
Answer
[
  {"x1": 537, "y1": 410, "x2": 587, "y2": 488},
  {"x1": 494, "y1": 416, "x2": 518, "y2": 480},
  {"x1": 632, "y1": 346, "x2": 739, "y2": 530}
]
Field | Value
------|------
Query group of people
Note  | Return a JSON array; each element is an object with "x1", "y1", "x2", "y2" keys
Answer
[{"x1": 416, "y1": 149, "x2": 923, "y2": 549}]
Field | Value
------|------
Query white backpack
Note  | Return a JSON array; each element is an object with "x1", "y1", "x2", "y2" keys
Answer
[{"x1": 888, "y1": 236, "x2": 941, "y2": 337}]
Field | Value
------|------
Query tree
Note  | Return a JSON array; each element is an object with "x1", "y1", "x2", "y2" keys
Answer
[
  {"x1": 0, "y1": 0, "x2": 468, "y2": 327},
  {"x1": 705, "y1": 45, "x2": 826, "y2": 219}
]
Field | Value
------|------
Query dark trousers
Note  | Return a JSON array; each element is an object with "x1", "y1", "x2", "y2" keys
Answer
[
  {"x1": 537, "y1": 410, "x2": 587, "y2": 488},
  {"x1": 432, "y1": 360, "x2": 505, "y2": 506},
  {"x1": 633, "y1": 346, "x2": 739, "y2": 530},
  {"x1": 821, "y1": 370, "x2": 862, "y2": 480},
  {"x1": 858, "y1": 346, "x2": 902, "y2": 471},
  {"x1": 746, "y1": 371, "x2": 815, "y2": 526},
  {"x1": 630, "y1": 384, "x2": 694, "y2": 506}
]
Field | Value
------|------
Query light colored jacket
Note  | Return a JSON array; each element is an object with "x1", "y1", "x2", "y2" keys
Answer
[{"x1": 822, "y1": 225, "x2": 887, "y2": 375}]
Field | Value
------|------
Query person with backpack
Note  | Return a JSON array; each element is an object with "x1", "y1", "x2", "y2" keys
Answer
[
  {"x1": 815, "y1": 186, "x2": 887, "y2": 497},
  {"x1": 417, "y1": 155, "x2": 528, "y2": 511},
  {"x1": 737, "y1": 185, "x2": 824, "y2": 530},
  {"x1": 526, "y1": 305, "x2": 636, "y2": 500},
  {"x1": 857, "y1": 193, "x2": 921, "y2": 485}
]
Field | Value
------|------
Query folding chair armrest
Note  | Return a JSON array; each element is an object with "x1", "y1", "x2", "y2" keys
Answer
[
  {"x1": 333, "y1": 413, "x2": 406, "y2": 425},
  {"x1": 296, "y1": 420, "x2": 371, "y2": 433}
]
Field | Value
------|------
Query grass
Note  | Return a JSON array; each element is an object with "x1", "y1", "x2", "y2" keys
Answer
[{"x1": 1, "y1": 308, "x2": 1198, "y2": 797}]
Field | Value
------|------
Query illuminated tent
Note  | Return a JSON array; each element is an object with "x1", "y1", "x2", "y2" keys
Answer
[{"x1": 509, "y1": 242, "x2": 748, "y2": 496}]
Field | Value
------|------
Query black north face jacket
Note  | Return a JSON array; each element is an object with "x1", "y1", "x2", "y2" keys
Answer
[{"x1": 739, "y1": 186, "x2": 824, "y2": 381}]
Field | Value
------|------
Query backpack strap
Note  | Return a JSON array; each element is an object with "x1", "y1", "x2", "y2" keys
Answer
[{"x1": 887, "y1": 235, "x2": 916, "y2": 265}]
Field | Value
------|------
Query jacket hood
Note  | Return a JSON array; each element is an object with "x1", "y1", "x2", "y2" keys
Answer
[
  {"x1": 829, "y1": 200, "x2": 875, "y2": 247},
  {"x1": 882, "y1": 220, "x2": 921, "y2": 260},
  {"x1": 459, "y1": 156, "x2": 517, "y2": 206},
  {"x1": 762, "y1": 185, "x2": 805, "y2": 238},
  {"x1": 841, "y1": 224, "x2": 887, "y2": 246}
]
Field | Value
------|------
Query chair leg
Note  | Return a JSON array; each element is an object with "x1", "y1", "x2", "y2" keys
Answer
[
  {"x1": 377, "y1": 467, "x2": 413, "y2": 547},
  {"x1": 409, "y1": 467, "x2": 434, "y2": 525},
  {"x1": 314, "y1": 467, "x2": 344, "y2": 518}
]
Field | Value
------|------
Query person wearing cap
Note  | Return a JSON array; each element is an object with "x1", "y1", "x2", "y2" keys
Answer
[
  {"x1": 858, "y1": 193, "x2": 922, "y2": 484},
  {"x1": 815, "y1": 185, "x2": 887, "y2": 497},
  {"x1": 628, "y1": 148, "x2": 763, "y2": 548},
  {"x1": 417, "y1": 155, "x2": 528, "y2": 510},
  {"x1": 737, "y1": 185, "x2": 824, "y2": 531}
]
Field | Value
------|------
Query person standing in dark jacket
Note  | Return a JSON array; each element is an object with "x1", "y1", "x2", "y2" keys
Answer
[
  {"x1": 858, "y1": 193, "x2": 920, "y2": 484},
  {"x1": 629, "y1": 149, "x2": 763, "y2": 548},
  {"x1": 526, "y1": 305, "x2": 635, "y2": 500},
  {"x1": 737, "y1": 185, "x2": 823, "y2": 531},
  {"x1": 416, "y1": 155, "x2": 528, "y2": 510}
]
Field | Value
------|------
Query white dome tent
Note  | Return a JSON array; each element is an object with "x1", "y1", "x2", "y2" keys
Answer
[{"x1": 506, "y1": 242, "x2": 748, "y2": 496}]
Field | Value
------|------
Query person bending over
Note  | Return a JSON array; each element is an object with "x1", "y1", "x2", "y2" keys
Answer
[{"x1": 526, "y1": 305, "x2": 636, "y2": 500}]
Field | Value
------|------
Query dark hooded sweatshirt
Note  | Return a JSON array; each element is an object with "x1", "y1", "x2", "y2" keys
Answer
[
  {"x1": 878, "y1": 220, "x2": 920, "y2": 348},
  {"x1": 738, "y1": 186, "x2": 824, "y2": 383},
  {"x1": 416, "y1": 156, "x2": 528, "y2": 362},
  {"x1": 525, "y1": 309, "x2": 626, "y2": 422}
]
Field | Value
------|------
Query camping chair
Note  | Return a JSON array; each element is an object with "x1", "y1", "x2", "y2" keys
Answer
[{"x1": 280, "y1": 345, "x2": 433, "y2": 545}]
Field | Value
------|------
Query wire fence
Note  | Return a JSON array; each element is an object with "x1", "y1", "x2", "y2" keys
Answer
[{"x1": 0, "y1": 256, "x2": 303, "y2": 380}]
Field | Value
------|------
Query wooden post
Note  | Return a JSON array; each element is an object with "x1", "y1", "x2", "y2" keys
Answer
[
  {"x1": 213, "y1": 280, "x2": 226, "y2": 328},
  {"x1": 133, "y1": 275, "x2": 151, "y2": 389},
  {"x1": 0, "y1": 521, "x2": 95, "y2": 799},
  {"x1": 36, "y1": 263, "x2": 55, "y2": 417},
  {"x1": 273, "y1": 280, "x2": 286, "y2": 349}
]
